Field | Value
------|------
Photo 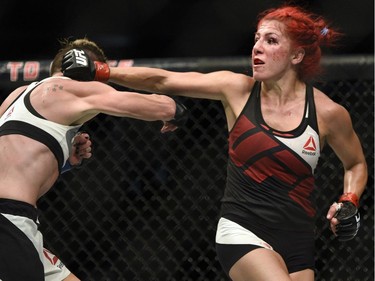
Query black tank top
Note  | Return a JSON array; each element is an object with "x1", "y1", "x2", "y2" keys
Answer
[{"x1": 221, "y1": 81, "x2": 320, "y2": 231}]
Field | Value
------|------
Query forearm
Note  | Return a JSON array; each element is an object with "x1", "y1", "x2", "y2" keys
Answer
[
  {"x1": 343, "y1": 161, "x2": 368, "y2": 199},
  {"x1": 109, "y1": 67, "x2": 168, "y2": 93}
]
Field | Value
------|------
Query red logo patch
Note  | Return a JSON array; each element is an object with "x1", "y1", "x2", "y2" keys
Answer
[
  {"x1": 43, "y1": 249, "x2": 59, "y2": 265},
  {"x1": 303, "y1": 136, "x2": 316, "y2": 151}
]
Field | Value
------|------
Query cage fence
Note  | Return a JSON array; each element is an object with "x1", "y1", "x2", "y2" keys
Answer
[{"x1": 0, "y1": 55, "x2": 373, "y2": 281}]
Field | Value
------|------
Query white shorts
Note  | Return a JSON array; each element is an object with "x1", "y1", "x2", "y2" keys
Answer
[{"x1": 3, "y1": 213, "x2": 72, "y2": 281}]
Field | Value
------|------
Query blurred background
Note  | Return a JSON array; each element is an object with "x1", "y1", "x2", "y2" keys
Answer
[{"x1": 1, "y1": 0, "x2": 373, "y2": 60}]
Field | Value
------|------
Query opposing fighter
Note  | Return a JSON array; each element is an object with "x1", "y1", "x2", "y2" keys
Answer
[{"x1": 0, "y1": 38, "x2": 187, "y2": 280}]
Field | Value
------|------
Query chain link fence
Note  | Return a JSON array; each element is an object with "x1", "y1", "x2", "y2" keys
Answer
[{"x1": 0, "y1": 56, "x2": 373, "y2": 280}]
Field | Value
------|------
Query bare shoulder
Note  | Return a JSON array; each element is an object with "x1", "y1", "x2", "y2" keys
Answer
[
  {"x1": 8, "y1": 85, "x2": 28, "y2": 98},
  {"x1": 173, "y1": 70, "x2": 254, "y2": 101},
  {"x1": 219, "y1": 72, "x2": 255, "y2": 122},
  {"x1": 314, "y1": 87, "x2": 349, "y2": 118},
  {"x1": 215, "y1": 70, "x2": 254, "y2": 87},
  {"x1": 313, "y1": 87, "x2": 353, "y2": 136},
  {"x1": 215, "y1": 71, "x2": 255, "y2": 98},
  {"x1": 0, "y1": 85, "x2": 28, "y2": 111}
]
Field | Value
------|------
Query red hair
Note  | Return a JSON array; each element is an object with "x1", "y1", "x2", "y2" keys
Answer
[{"x1": 257, "y1": 5, "x2": 342, "y2": 81}]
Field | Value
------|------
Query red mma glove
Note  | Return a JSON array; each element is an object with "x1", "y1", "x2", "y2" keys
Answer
[{"x1": 334, "y1": 193, "x2": 360, "y2": 241}]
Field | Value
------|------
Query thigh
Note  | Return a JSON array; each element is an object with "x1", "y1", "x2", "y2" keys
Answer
[
  {"x1": 290, "y1": 269, "x2": 314, "y2": 281},
  {"x1": 229, "y1": 248, "x2": 292, "y2": 281},
  {"x1": 63, "y1": 273, "x2": 81, "y2": 281},
  {"x1": 221, "y1": 217, "x2": 315, "y2": 274}
]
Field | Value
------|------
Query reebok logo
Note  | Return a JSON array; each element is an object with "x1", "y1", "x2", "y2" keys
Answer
[
  {"x1": 43, "y1": 249, "x2": 59, "y2": 265},
  {"x1": 302, "y1": 136, "x2": 317, "y2": 156},
  {"x1": 73, "y1": 49, "x2": 88, "y2": 66}
]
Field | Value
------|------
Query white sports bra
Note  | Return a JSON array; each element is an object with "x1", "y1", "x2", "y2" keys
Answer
[{"x1": 0, "y1": 77, "x2": 82, "y2": 170}]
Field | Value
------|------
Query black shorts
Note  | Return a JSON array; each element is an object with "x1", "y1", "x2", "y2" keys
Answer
[
  {"x1": 215, "y1": 217, "x2": 315, "y2": 276},
  {"x1": 0, "y1": 198, "x2": 44, "y2": 281}
]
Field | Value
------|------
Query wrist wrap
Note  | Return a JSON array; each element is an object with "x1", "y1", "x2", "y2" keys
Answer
[
  {"x1": 338, "y1": 192, "x2": 359, "y2": 207},
  {"x1": 334, "y1": 192, "x2": 361, "y2": 241},
  {"x1": 94, "y1": 61, "x2": 110, "y2": 82},
  {"x1": 168, "y1": 99, "x2": 188, "y2": 127}
]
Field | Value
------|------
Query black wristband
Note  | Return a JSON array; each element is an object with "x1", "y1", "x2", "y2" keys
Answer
[{"x1": 169, "y1": 99, "x2": 188, "y2": 127}]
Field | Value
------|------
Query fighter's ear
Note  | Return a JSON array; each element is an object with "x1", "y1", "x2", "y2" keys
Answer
[{"x1": 291, "y1": 48, "x2": 305, "y2": 64}]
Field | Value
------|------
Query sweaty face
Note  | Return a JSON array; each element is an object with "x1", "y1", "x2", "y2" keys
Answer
[{"x1": 252, "y1": 20, "x2": 295, "y2": 81}]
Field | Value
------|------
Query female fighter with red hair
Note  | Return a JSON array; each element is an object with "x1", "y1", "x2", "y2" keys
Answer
[{"x1": 63, "y1": 5, "x2": 367, "y2": 281}]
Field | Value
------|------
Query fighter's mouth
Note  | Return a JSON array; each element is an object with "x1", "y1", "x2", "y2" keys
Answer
[{"x1": 253, "y1": 58, "x2": 265, "y2": 65}]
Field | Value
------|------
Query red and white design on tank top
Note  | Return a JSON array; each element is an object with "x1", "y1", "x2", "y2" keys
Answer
[{"x1": 222, "y1": 82, "x2": 320, "y2": 231}]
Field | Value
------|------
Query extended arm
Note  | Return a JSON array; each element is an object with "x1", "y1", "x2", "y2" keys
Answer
[
  {"x1": 61, "y1": 49, "x2": 188, "y2": 129},
  {"x1": 62, "y1": 48, "x2": 248, "y2": 101}
]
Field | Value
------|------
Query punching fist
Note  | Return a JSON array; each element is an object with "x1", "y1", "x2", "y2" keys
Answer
[
  {"x1": 61, "y1": 132, "x2": 92, "y2": 173},
  {"x1": 69, "y1": 132, "x2": 92, "y2": 165},
  {"x1": 327, "y1": 193, "x2": 360, "y2": 241},
  {"x1": 62, "y1": 49, "x2": 110, "y2": 82}
]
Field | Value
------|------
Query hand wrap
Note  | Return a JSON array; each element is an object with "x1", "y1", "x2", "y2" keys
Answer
[
  {"x1": 168, "y1": 99, "x2": 188, "y2": 127},
  {"x1": 62, "y1": 49, "x2": 110, "y2": 82},
  {"x1": 334, "y1": 193, "x2": 361, "y2": 241}
]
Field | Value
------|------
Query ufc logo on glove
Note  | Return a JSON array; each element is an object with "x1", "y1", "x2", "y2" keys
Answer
[
  {"x1": 72, "y1": 50, "x2": 88, "y2": 66},
  {"x1": 62, "y1": 48, "x2": 110, "y2": 82}
]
